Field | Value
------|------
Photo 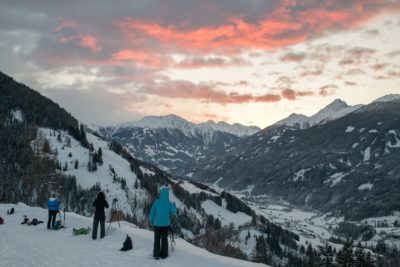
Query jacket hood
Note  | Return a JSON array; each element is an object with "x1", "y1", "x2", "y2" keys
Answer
[{"x1": 159, "y1": 187, "x2": 169, "y2": 200}]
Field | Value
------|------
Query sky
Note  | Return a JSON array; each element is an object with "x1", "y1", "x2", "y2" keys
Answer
[{"x1": 1, "y1": 0, "x2": 400, "y2": 128}]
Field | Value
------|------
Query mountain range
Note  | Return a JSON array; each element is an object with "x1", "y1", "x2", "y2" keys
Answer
[
  {"x1": 185, "y1": 97, "x2": 400, "y2": 220},
  {"x1": 99, "y1": 115, "x2": 260, "y2": 175}
]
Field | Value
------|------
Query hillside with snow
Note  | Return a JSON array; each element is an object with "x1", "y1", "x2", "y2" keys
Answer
[{"x1": 0, "y1": 203, "x2": 266, "y2": 267}]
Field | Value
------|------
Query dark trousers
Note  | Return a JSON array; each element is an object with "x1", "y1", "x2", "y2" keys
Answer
[
  {"x1": 153, "y1": 226, "x2": 169, "y2": 259},
  {"x1": 47, "y1": 210, "x2": 57, "y2": 229},
  {"x1": 92, "y1": 218, "x2": 105, "y2": 240}
]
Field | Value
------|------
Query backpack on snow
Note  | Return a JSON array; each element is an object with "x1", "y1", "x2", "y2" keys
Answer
[
  {"x1": 53, "y1": 220, "x2": 63, "y2": 230},
  {"x1": 73, "y1": 227, "x2": 91, "y2": 236},
  {"x1": 0, "y1": 217, "x2": 4, "y2": 225},
  {"x1": 28, "y1": 218, "x2": 43, "y2": 226},
  {"x1": 7, "y1": 208, "x2": 14, "y2": 215},
  {"x1": 120, "y1": 235, "x2": 133, "y2": 251}
]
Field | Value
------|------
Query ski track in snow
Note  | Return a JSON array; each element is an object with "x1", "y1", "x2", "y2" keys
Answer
[{"x1": 0, "y1": 203, "x2": 265, "y2": 267}]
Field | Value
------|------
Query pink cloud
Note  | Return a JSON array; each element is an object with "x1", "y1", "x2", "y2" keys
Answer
[{"x1": 80, "y1": 35, "x2": 101, "y2": 53}]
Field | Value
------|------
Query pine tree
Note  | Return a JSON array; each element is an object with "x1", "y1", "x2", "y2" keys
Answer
[
  {"x1": 353, "y1": 247, "x2": 368, "y2": 267},
  {"x1": 306, "y1": 243, "x2": 317, "y2": 267},
  {"x1": 252, "y1": 236, "x2": 272, "y2": 265},
  {"x1": 337, "y1": 239, "x2": 354, "y2": 267},
  {"x1": 87, "y1": 159, "x2": 92, "y2": 172},
  {"x1": 319, "y1": 242, "x2": 334, "y2": 267},
  {"x1": 63, "y1": 161, "x2": 68, "y2": 172},
  {"x1": 43, "y1": 139, "x2": 51, "y2": 153},
  {"x1": 80, "y1": 124, "x2": 86, "y2": 139}
]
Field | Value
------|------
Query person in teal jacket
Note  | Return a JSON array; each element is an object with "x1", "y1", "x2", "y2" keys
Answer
[{"x1": 149, "y1": 186, "x2": 177, "y2": 260}]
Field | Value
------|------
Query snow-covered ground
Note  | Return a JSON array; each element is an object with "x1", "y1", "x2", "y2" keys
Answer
[
  {"x1": 0, "y1": 203, "x2": 267, "y2": 267},
  {"x1": 201, "y1": 200, "x2": 252, "y2": 228}
]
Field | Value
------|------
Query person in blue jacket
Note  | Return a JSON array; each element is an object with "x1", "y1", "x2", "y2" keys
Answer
[
  {"x1": 149, "y1": 186, "x2": 177, "y2": 260},
  {"x1": 47, "y1": 194, "x2": 60, "y2": 229}
]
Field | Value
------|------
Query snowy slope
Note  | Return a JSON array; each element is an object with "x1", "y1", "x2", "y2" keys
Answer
[
  {"x1": 308, "y1": 99, "x2": 362, "y2": 126},
  {"x1": 373, "y1": 94, "x2": 400, "y2": 103},
  {"x1": 34, "y1": 128, "x2": 148, "y2": 217},
  {"x1": 0, "y1": 203, "x2": 266, "y2": 267}
]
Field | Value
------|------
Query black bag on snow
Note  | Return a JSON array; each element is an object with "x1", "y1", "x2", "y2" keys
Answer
[
  {"x1": 7, "y1": 208, "x2": 14, "y2": 215},
  {"x1": 120, "y1": 235, "x2": 133, "y2": 251}
]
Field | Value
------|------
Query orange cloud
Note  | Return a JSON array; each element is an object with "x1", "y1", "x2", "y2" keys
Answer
[
  {"x1": 117, "y1": 1, "x2": 400, "y2": 55},
  {"x1": 282, "y1": 89, "x2": 315, "y2": 100},
  {"x1": 80, "y1": 35, "x2": 101, "y2": 53},
  {"x1": 141, "y1": 80, "x2": 282, "y2": 104}
]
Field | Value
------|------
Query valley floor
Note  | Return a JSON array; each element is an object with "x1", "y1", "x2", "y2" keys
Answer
[
  {"x1": 0, "y1": 203, "x2": 266, "y2": 267},
  {"x1": 244, "y1": 196, "x2": 400, "y2": 251}
]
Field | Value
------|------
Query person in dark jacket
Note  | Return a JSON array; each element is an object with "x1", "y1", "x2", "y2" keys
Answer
[
  {"x1": 92, "y1": 191, "x2": 109, "y2": 240},
  {"x1": 47, "y1": 194, "x2": 60, "y2": 229},
  {"x1": 149, "y1": 186, "x2": 177, "y2": 259}
]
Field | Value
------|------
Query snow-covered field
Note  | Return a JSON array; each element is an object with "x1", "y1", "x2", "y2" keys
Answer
[{"x1": 0, "y1": 203, "x2": 266, "y2": 267}]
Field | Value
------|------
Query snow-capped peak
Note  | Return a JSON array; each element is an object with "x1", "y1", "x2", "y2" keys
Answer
[
  {"x1": 373, "y1": 94, "x2": 400, "y2": 103},
  {"x1": 320, "y1": 99, "x2": 348, "y2": 112},
  {"x1": 114, "y1": 114, "x2": 260, "y2": 137},
  {"x1": 130, "y1": 114, "x2": 193, "y2": 130},
  {"x1": 199, "y1": 120, "x2": 260, "y2": 137},
  {"x1": 274, "y1": 99, "x2": 363, "y2": 129},
  {"x1": 275, "y1": 113, "x2": 309, "y2": 128}
]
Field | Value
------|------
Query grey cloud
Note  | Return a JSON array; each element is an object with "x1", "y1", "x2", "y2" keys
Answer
[{"x1": 41, "y1": 87, "x2": 146, "y2": 125}]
